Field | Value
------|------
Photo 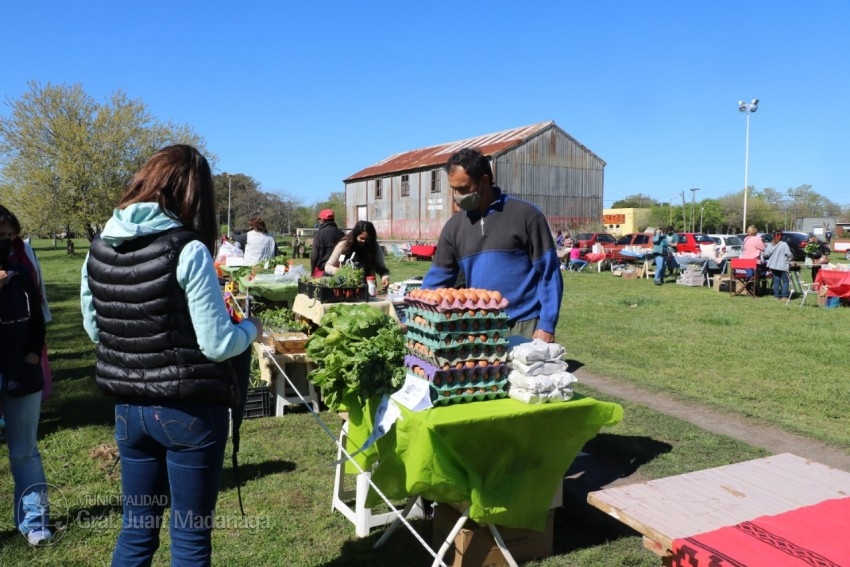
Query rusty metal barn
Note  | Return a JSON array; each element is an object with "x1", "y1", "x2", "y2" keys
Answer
[{"x1": 342, "y1": 121, "x2": 606, "y2": 241}]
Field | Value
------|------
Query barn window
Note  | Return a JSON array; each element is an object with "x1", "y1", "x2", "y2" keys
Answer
[
  {"x1": 401, "y1": 174, "x2": 410, "y2": 196},
  {"x1": 375, "y1": 178, "x2": 382, "y2": 199},
  {"x1": 430, "y1": 170, "x2": 441, "y2": 193}
]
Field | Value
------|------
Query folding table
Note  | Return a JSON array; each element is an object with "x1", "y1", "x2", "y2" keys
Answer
[
  {"x1": 343, "y1": 395, "x2": 623, "y2": 565},
  {"x1": 587, "y1": 453, "x2": 850, "y2": 565}
]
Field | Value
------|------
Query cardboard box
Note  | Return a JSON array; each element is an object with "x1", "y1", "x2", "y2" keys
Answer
[
  {"x1": 621, "y1": 270, "x2": 639, "y2": 280},
  {"x1": 432, "y1": 505, "x2": 554, "y2": 567}
]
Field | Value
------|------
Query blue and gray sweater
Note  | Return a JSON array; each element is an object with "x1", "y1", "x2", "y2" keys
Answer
[{"x1": 422, "y1": 188, "x2": 563, "y2": 333}]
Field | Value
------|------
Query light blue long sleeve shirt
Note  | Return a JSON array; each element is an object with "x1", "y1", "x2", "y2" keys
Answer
[{"x1": 80, "y1": 203, "x2": 256, "y2": 362}]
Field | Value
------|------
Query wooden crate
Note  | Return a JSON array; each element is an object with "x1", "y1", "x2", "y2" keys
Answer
[{"x1": 265, "y1": 332, "x2": 309, "y2": 355}]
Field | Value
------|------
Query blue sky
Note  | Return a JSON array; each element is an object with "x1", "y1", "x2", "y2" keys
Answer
[{"x1": 3, "y1": 1, "x2": 849, "y2": 209}]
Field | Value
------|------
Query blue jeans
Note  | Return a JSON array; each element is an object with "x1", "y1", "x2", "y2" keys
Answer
[
  {"x1": 654, "y1": 255, "x2": 666, "y2": 283},
  {"x1": 112, "y1": 402, "x2": 228, "y2": 567},
  {"x1": 0, "y1": 387, "x2": 50, "y2": 534},
  {"x1": 772, "y1": 270, "x2": 789, "y2": 298}
]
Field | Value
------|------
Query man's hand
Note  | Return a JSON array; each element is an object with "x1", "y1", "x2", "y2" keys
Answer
[
  {"x1": 380, "y1": 275, "x2": 390, "y2": 292},
  {"x1": 23, "y1": 352, "x2": 40, "y2": 364},
  {"x1": 532, "y1": 329, "x2": 555, "y2": 343},
  {"x1": 0, "y1": 270, "x2": 8, "y2": 290}
]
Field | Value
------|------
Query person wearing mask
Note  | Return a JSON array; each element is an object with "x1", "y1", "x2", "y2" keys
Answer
[
  {"x1": 80, "y1": 145, "x2": 263, "y2": 566},
  {"x1": 804, "y1": 233, "x2": 831, "y2": 282},
  {"x1": 763, "y1": 231, "x2": 793, "y2": 300},
  {"x1": 422, "y1": 148, "x2": 563, "y2": 342},
  {"x1": 242, "y1": 215, "x2": 277, "y2": 265},
  {"x1": 310, "y1": 209, "x2": 344, "y2": 277},
  {"x1": 0, "y1": 206, "x2": 52, "y2": 546},
  {"x1": 665, "y1": 226, "x2": 680, "y2": 279},
  {"x1": 652, "y1": 227, "x2": 668, "y2": 286},
  {"x1": 741, "y1": 225, "x2": 766, "y2": 260},
  {"x1": 0, "y1": 206, "x2": 52, "y2": 401},
  {"x1": 324, "y1": 220, "x2": 390, "y2": 291}
]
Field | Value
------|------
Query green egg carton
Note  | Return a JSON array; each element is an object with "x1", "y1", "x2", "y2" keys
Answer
[
  {"x1": 405, "y1": 325, "x2": 509, "y2": 350},
  {"x1": 430, "y1": 378, "x2": 509, "y2": 405},
  {"x1": 405, "y1": 306, "x2": 509, "y2": 332}
]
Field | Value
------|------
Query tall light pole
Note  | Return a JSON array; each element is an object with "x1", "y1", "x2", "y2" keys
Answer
[
  {"x1": 227, "y1": 174, "x2": 232, "y2": 239},
  {"x1": 689, "y1": 187, "x2": 700, "y2": 232},
  {"x1": 700, "y1": 206, "x2": 704, "y2": 233},
  {"x1": 738, "y1": 98, "x2": 759, "y2": 232}
]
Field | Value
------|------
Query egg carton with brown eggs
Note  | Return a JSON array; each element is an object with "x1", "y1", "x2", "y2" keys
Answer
[
  {"x1": 405, "y1": 306, "x2": 509, "y2": 333},
  {"x1": 404, "y1": 288, "x2": 508, "y2": 315},
  {"x1": 430, "y1": 379, "x2": 509, "y2": 406},
  {"x1": 405, "y1": 339, "x2": 508, "y2": 368},
  {"x1": 405, "y1": 324, "x2": 508, "y2": 350},
  {"x1": 404, "y1": 354, "x2": 509, "y2": 387}
]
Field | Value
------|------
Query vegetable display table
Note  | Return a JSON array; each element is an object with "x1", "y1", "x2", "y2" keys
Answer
[
  {"x1": 345, "y1": 395, "x2": 623, "y2": 531},
  {"x1": 291, "y1": 293, "x2": 399, "y2": 325},
  {"x1": 252, "y1": 343, "x2": 319, "y2": 415},
  {"x1": 815, "y1": 269, "x2": 850, "y2": 298}
]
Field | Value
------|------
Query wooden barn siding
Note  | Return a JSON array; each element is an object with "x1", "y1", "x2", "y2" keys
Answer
[
  {"x1": 493, "y1": 129, "x2": 604, "y2": 232},
  {"x1": 344, "y1": 129, "x2": 603, "y2": 241},
  {"x1": 345, "y1": 168, "x2": 451, "y2": 241}
]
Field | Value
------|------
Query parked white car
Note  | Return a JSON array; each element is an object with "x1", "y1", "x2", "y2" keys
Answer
[{"x1": 707, "y1": 234, "x2": 743, "y2": 260}]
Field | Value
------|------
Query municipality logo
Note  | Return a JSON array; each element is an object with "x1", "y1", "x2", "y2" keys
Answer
[{"x1": 18, "y1": 483, "x2": 69, "y2": 546}]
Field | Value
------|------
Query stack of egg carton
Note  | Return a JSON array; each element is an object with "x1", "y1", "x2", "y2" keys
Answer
[{"x1": 403, "y1": 288, "x2": 510, "y2": 405}]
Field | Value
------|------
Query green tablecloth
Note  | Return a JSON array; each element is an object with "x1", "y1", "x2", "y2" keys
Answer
[
  {"x1": 237, "y1": 276, "x2": 299, "y2": 304},
  {"x1": 345, "y1": 395, "x2": 623, "y2": 531}
]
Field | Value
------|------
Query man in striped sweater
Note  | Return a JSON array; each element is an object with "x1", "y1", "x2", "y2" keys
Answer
[{"x1": 422, "y1": 148, "x2": 564, "y2": 342}]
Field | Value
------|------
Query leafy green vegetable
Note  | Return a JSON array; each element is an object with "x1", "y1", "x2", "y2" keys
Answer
[
  {"x1": 306, "y1": 303, "x2": 406, "y2": 410},
  {"x1": 300, "y1": 264, "x2": 365, "y2": 289},
  {"x1": 256, "y1": 305, "x2": 309, "y2": 333}
]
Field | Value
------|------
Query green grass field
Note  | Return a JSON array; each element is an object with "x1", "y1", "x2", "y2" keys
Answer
[{"x1": 0, "y1": 240, "x2": 845, "y2": 566}]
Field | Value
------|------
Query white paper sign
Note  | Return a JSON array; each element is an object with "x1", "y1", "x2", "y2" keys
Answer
[
  {"x1": 333, "y1": 395, "x2": 401, "y2": 464},
  {"x1": 391, "y1": 373, "x2": 433, "y2": 412}
]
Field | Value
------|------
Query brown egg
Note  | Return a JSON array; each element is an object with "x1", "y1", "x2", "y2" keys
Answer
[
  {"x1": 464, "y1": 360, "x2": 476, "y2": 368},
  {"x1": 490, "y1": 290, "x2": 502, "y2": 302},
  {"x1": 477, "y1": 360, "x2": 488, "y2": 367}
]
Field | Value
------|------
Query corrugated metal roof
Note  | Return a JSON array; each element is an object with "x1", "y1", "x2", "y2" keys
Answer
[{"x1": 344, "y1": 121, "x2": 567, "y2": 182}]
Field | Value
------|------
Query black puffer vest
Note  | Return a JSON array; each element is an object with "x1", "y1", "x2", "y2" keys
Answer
[{"x1": 87, "y1": 228, "x2": 238, "y2": 406}]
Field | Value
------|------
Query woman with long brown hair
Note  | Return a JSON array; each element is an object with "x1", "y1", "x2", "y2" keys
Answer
[
  {"x1": 81, "y1": 144, "x2": 263, "y2": 565},
  {"x1": 324, "y1": 220, "x2": 390, "y2": 290}
]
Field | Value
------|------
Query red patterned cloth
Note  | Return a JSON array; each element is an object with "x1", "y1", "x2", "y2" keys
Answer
[{"x1": 671, "y1": 497, "x2": 850, "y2": 566}]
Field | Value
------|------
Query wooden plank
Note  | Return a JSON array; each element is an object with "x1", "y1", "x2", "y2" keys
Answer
[{"x1": 587, "y1": 453, "x2": 850, "y2": 553}]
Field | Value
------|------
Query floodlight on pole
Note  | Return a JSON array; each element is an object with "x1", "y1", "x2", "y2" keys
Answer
[{"x1": 738, "y1": 98, "x2": 759, "y2": 232}]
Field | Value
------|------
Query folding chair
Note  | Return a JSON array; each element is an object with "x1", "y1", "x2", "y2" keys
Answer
[
  {"x1": 707, "y1": 258, "x2": 728, "y2": 289},
  {"x1": 730, "y1": 258, "x2": 758, "y2": 297},
  {"x1": 786, "y1": 271, "x2": 817, "y2": 306},
  {"x1": 387, "y1": 243, "x2": 408, "y2": 264}
]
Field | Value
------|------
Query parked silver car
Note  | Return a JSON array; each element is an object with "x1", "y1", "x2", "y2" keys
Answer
[{"x1": 707, "y1": 234, "x2": 743, "y2": 260}]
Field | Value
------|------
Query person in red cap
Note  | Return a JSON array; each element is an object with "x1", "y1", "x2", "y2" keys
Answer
[{"x1": 311, "y1": 209, "x2": 344, "y2": 277}]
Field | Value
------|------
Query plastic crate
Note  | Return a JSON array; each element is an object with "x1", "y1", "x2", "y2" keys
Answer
[
  {"x1": 243, "y1": 387, "x2": 273, "y2": 419},
  {"x1": 297, "y1": 280, "x2": 368, "y2": 303}
]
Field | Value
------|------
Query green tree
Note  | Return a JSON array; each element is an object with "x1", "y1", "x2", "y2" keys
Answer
[
  {"x1": 315, "y1": 192, "x2": 346, "y2": 226},
  {"x1": 0, "y1": 81, "x2": 210, "y2": 238},
  {"x1": 611, "y1": 193, "x2": 658, "y2": 209}
]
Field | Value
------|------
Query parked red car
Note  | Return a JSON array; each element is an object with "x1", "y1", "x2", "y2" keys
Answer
[
  {"x1": 674, "y1": 232, "x2": 716, "y2": 254},
  {"x1": 574, "y1": 232, "x2": 617, "y2": 255}
]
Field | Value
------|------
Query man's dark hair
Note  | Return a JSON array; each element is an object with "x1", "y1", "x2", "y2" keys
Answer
[{"x1": 445, "y1": 148, "x2": 493, "y2": 184}]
